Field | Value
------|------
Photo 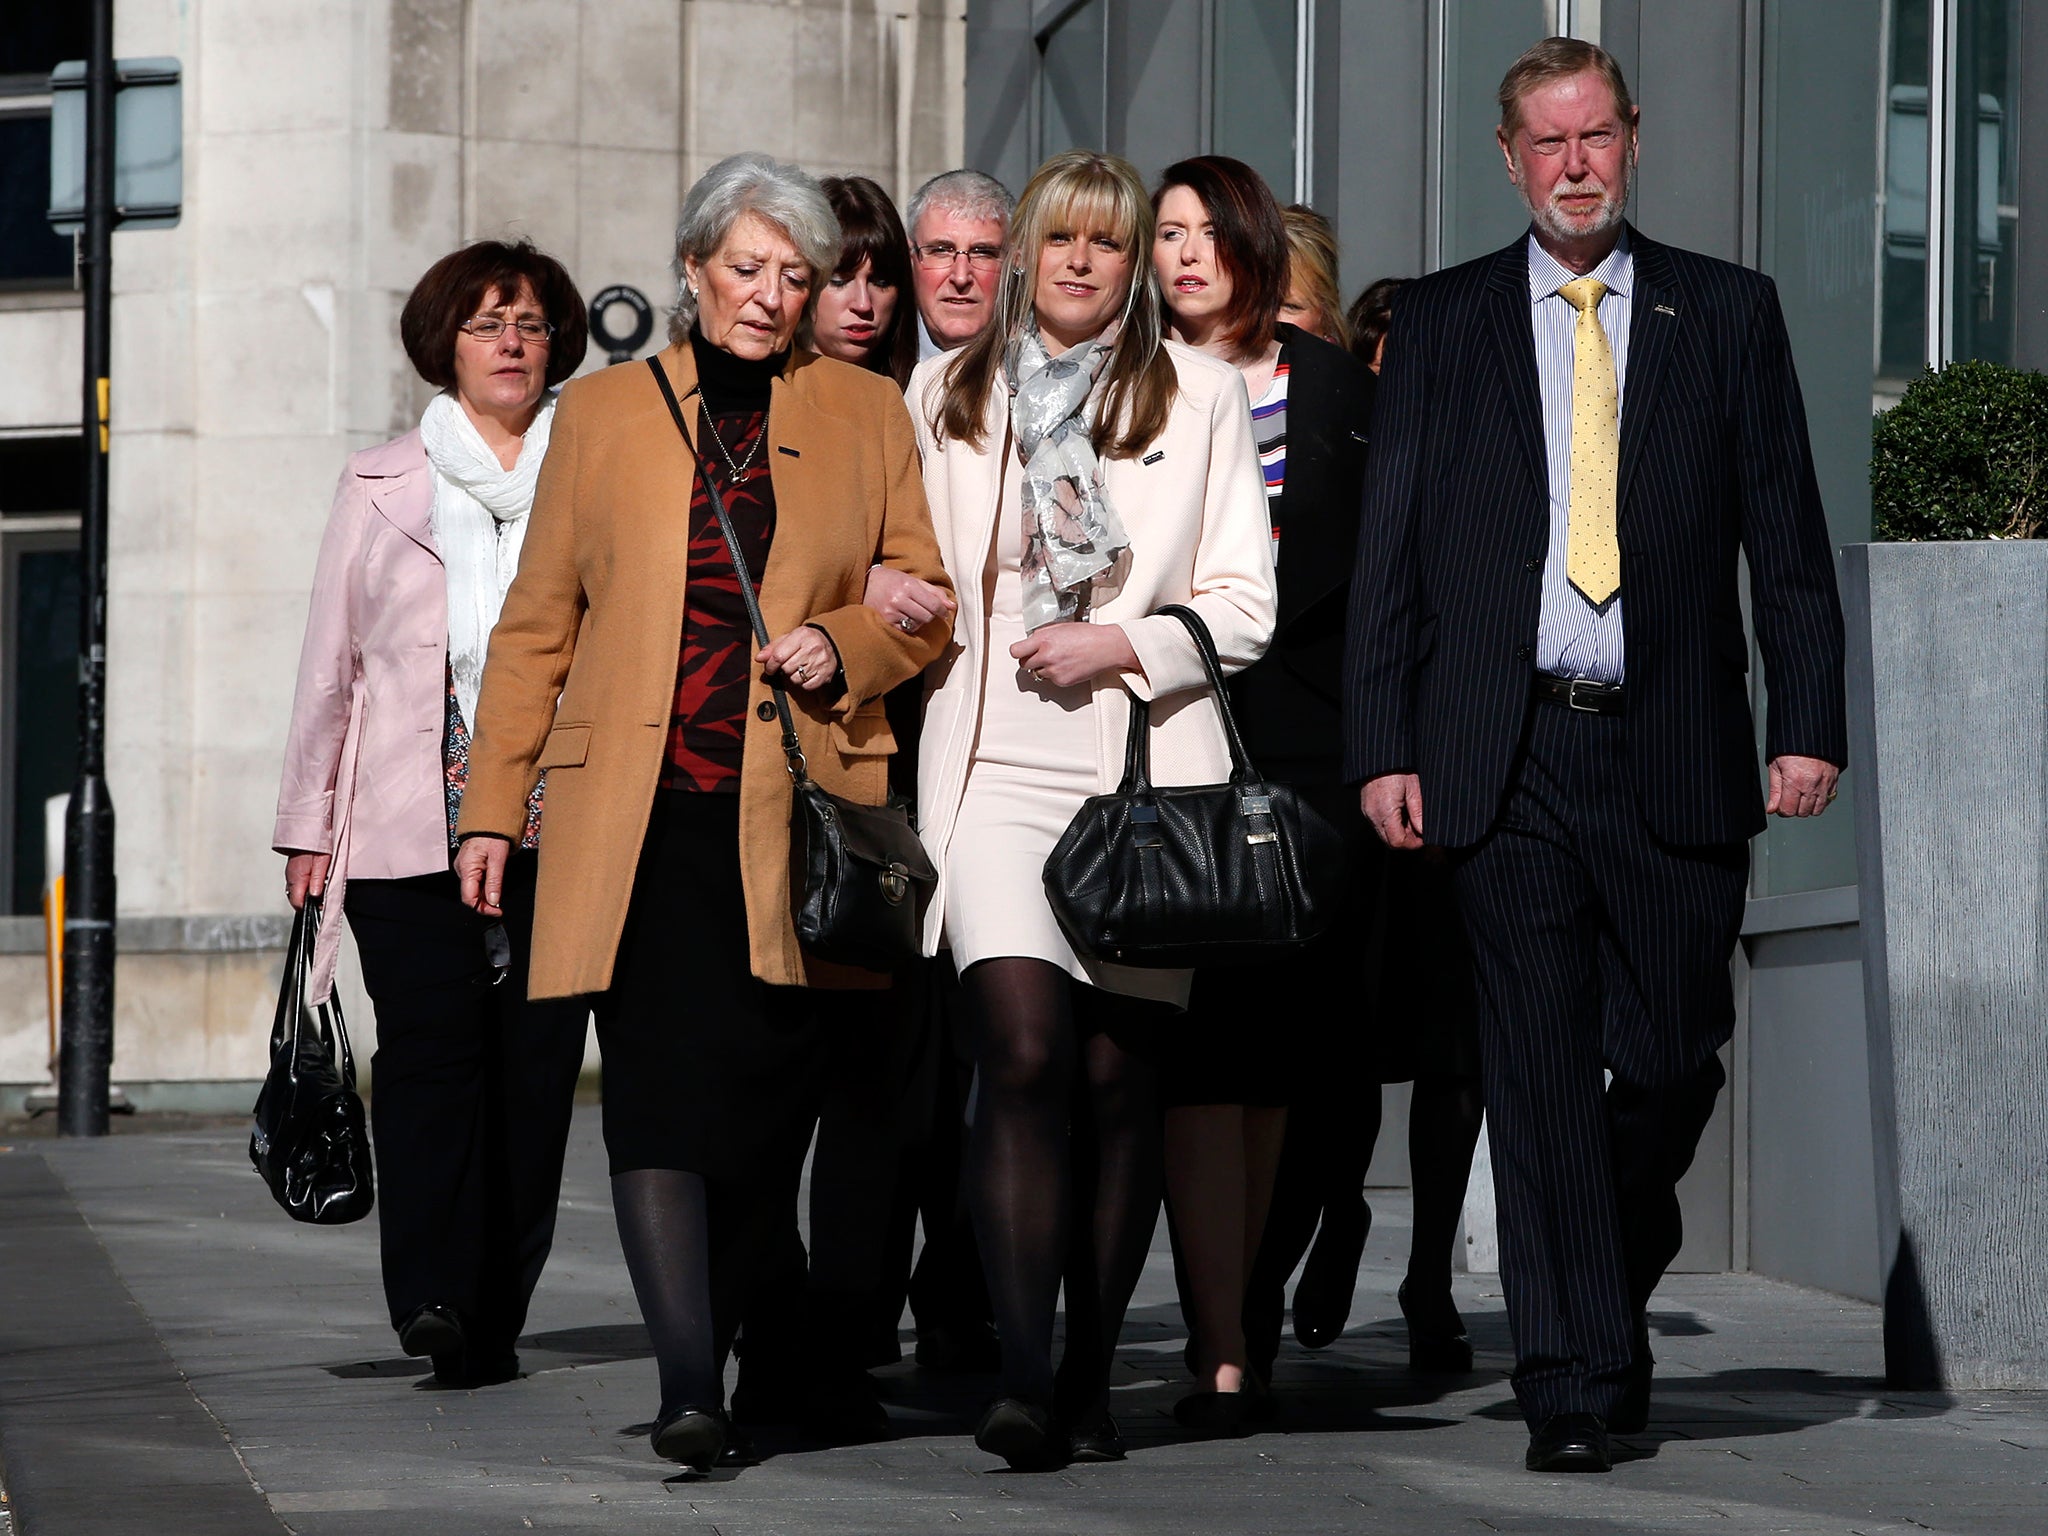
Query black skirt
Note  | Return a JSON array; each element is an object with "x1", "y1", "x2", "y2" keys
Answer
[{"x1": 593, "y1": 790, "x2": 827, "y2": 1182}]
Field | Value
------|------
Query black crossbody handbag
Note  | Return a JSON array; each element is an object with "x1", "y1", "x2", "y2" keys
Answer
[
  {"x1": 1043, "y1": 604, "x2": 1347, "y2": 968},
  {"x1": 250, "y1": 897, "x2": 375, "y2": 1224},
  {"x1": 649, "y1": 356, "x2": 935, "y2": 971}
]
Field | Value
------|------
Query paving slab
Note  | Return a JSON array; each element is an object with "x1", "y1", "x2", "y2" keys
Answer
[{"x1": 4, "y1": 1111, "x2": 2045, "y2": 1534}]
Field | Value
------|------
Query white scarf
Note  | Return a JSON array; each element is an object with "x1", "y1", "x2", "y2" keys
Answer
[{"x1": 420, "y1": 390, "x2": 554, "y2": 735}]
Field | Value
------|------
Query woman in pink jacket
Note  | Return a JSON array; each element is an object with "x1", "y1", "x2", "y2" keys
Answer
[{"x1": 273, "y1": 240, "x2": 590, "y2": 1388}]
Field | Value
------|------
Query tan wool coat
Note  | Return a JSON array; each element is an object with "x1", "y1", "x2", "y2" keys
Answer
[{"x1": 457, "y1": 342, "x2": 954, "y2": 998}]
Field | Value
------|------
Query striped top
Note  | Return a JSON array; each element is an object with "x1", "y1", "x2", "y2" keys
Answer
[
  {"x1": 1529, "y1": 229, "x2": 1633, "y2": 684},
  {"x1": 1252, "y1": 349, "x2": 1290, "y2": 564}
]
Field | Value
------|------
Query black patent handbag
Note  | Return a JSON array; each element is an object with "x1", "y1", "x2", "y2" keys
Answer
[
  {"x1": 1043, "y1": 604, "x2": 1348, "y2": 968},
  {"x1": 249, "y1": 897, "x2": 375, "y2": 1224},
  {"x1": 648, "y1": 357, "x2": 935, "y2": 971}
]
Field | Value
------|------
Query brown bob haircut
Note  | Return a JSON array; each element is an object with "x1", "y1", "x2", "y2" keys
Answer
[
  {"x1": 399, "y1": 238, "x2": 589, "y2": 390},
  {"x1": 1497, "y1": 36, "x2": 1636, "y2": 139},
  {"x1": 1152, "y1": 155, "x2": 1290, "y2": 358},
  {"x1": 818, "y1": 174, "x2": 919, "y2": 388}
]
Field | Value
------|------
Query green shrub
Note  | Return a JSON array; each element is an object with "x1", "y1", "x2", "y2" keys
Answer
[{"x1": 1870, "y1": 360, "x2": 2048, "y2": 541}]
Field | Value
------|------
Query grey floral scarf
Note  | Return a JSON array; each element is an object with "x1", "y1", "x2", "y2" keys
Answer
[{"x1": 1003, "y1": 325, "x2": 1130, "y2": 630}]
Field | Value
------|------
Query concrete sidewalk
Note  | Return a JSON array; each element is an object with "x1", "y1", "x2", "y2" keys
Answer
[{"x1": 1, "y1": 1110, "x2": 2042, "y2": 1535}]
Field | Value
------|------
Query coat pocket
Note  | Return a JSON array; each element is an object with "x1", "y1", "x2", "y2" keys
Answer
[
  {"x1": 535, "y1": 722, "x2": 592, "y2": 768},
  {"x1": 829, "y1": 703, "x2": 897, "y2": 759}
]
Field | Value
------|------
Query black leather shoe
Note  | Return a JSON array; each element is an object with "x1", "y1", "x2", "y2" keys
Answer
[
  {"x1": 1066, "y1": 1408, "x2": 1127, "y2": 1463},
  {"x1": 915, "y1": 1320, "x2": 1001, "y2": 1374},
  {"x1": 431, "y1": 1347, "x2": 519, "y2": 1388},
  {"x1": 1398, "y1": 1279, "x2": 1475, "y2": 1374},
  {"x1": 803, "y1": 1372, "x2": 892, "y2": 1444},
  {"x1": 1173, "y1": 1389, "x2": 1251, "y2": 1437},
  {"x1": 1525, "y1": 1412, "x2": 1612, "y2": 1473},
  {"x1": 715, "y1": 1422, "x2": 760, "y2": 1468},
  {"x1": 974, "y1": 1398, "x2": 1068, "y2": 1471},
  {"x1": 398, "y1": 1303, "x2": 465, "y2": 1360},
  {"x1": 1291, "y1": 1198, "x2": 1370, "y2": 1348},
  {"x1": 651, "y1": 1405, "x2": 730, "y2": 1467}
]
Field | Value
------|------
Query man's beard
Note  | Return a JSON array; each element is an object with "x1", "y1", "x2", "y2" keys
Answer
[{"x1": 1521, "y1": 152, "x2": 1633, "y2": 245}]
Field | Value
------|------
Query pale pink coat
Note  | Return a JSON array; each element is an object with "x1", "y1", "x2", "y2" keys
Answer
[{"x1": 274, "y1": 431, "x2": 454, "y2": 999}]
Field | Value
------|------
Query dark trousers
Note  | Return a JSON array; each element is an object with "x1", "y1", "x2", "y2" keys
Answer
[
  {"x1": 345, "y1": 855, "x2": 589, "y2": 1353},
  {"x1": 1452, "y1": 702, "x2": 1745, "y2": 1427}
]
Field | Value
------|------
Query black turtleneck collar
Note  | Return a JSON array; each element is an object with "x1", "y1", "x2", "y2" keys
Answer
[{"x1": 690, "y1": 325, "x2": 787, "y2": 412}]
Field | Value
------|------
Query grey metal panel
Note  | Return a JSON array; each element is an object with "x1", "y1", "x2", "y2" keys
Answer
[
  {"x1": 2017, "y1": 0, "x2": 2048, "y2": 370},
  {"x1": 1744, "y1": 920, "x2": 1880, "y2": 1303},
  {"x1": 1108, "y1": 0, "x2": 1206, "y2": 187},
  {"x1": 966, "y1": 0, "x2": 1037, "y2": 194},
  {"x1": 1631, "y1": 0, "x2": 1745, "y2": 261},
  {"x1": 1327, "y1": 0, "x2": 1430, "y2": 290}
]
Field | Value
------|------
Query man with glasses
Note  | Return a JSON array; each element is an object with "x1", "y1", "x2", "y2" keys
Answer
[{"x1": 905, "y1": 169, "x2": 1014, "y2": 360}]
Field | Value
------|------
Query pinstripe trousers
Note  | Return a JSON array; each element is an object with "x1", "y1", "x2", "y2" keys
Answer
[{"x1": 1453, "y1": 700, "x2": 1746, "y2": 1427}]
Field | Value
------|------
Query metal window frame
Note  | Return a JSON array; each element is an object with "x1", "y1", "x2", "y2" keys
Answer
[{"x1": 0, "y1": 518, "x2": 84, "y2": 917}]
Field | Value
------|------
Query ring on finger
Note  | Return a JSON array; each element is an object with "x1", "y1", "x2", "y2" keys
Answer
[{"x1": 899, "y1": 616, "x2": 915, "y2": 632}]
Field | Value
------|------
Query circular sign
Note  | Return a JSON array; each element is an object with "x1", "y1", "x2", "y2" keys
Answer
[{"x1": 589, "y1": 284, "x2": 656, "y2": 363}]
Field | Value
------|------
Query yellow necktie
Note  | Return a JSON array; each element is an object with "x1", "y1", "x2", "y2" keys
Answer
[{"x1": 1559, "y1": 276, "x2": 1619, "y2": 609}]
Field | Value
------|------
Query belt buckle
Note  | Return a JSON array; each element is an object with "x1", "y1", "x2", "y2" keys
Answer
[{"x1": 1565, "y1": 679, "x2": 1604, "y2": 713}]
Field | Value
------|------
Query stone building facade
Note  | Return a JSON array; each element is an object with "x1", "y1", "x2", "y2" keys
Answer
[{"x1": 0, "y1": 0, "x2": 964, "y2": 1100}]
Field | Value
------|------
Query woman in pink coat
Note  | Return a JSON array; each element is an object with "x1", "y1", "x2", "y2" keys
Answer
[{"x1": 273, "y1": 240, "x2": 589, "y2": 1387}]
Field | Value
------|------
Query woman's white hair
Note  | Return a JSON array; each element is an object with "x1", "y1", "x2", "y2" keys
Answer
[{"x1": 668, "y1": 152, "x2": 840, "y2": 343}]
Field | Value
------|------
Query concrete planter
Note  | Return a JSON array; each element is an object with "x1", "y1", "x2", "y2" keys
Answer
[{"x1": 1842, "y1": 540, "x2": 2048, "y2": 1389}]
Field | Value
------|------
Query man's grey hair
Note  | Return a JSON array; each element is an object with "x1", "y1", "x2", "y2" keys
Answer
[
  {"x1": 669, "y1": 152, "x2": 841, "y2": 343},
  {"x1": 904, "y1": 168, "x2": 1015, "y2": 244}
]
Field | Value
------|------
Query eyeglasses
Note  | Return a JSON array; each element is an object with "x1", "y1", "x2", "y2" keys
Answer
[
  {"x1": 460, "y1": 317, "x2": 556, "y2": 344},
  {"x1": 913, "y1": 242, "x2": 1004, "y2": 271}
]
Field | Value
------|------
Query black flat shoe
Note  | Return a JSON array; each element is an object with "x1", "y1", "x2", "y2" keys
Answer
[
  {"x1": 974, "y1": 1398, "x2": 1067, "y2": 1471},
  {"x1": 1066, "y1": 1408, "x2": 1126, "y2": 1463},
  {"x1": 1525, "y1": 1412, "x2": 1611, "y2": 1473},
  {"x1": 398, "y1": 1303, "x2": 465, "y2": 1360},
  {"x1": 1292, "y1": 1198, "x2": 1370, "y2": 1349},
  {"x1": 651, "y1": 1405, "x2": 730, "y2": 1467},
  {"x1": 1398, "y1": 1279, "x2": 1475, "y2": 1374},
  {"x1": 1173, "y1": 1389, "x2": 1250, "y2": 1437},
  {"x1": 715, "y1": 1422, "x2": 760, "y2": 1468},
  {"x1": 430, "y1": 1348, "x2": 519, "y2": 1388}
]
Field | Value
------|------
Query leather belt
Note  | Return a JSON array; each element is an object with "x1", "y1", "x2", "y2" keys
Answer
[{"x1": 1532, "y1": 673, "x2": 1625, "y2": 714}]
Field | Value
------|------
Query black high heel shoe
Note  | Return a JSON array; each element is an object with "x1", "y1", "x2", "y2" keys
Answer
[
  {"x1": 1173, "y1": 1388, "x2": 1250, "y2": 1437},
  {"x1": 651, "y1": 1404, "x2": 730, "y2": 1467},
  {"x1": 1398, "y1": 1278, "x2": 1474, "y2": 1374},
  {"x1": 1291, "y1": 1197, "x2": 1370, "y2": 1349}
]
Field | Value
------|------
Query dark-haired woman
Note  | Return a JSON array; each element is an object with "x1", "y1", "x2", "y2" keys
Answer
[
  {"x1": 1347, "y1": 276, "x2": 1406, "y2": 372},
  {"x1": 808, "y1": 174, "x2": 920, "y2": 386},
  {"x1": 1150, "y1": 158, "x2": 1379, "y2": 1431},
  {"x1": 275, "y1": 239, "x2": 592, "y2": 1386},
  {"x1": 914, "y1": 149, "x2": 1275, "y2": 1470}
]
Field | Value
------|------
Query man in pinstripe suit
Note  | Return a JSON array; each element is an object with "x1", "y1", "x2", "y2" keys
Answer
[{"x1": 1342, "y1": 38, "x2": 1846, "y2": 1473}]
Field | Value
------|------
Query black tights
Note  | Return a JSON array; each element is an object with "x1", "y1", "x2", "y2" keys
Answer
[
  {"x1": 1404, "y1": 1072, "x2": 1485, "y2": 1293},
  {"x1": 612, "y1": 1168, "x2": 784, "y2": 1417},
  {"x1": 963, "y1": 958, "x2": 1163, "y2": 1416}
]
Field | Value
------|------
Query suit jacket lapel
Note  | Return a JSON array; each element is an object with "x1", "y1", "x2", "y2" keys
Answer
[
  {"x1": 1618, "y1": 227, "x2": 1678, "y2": 529},
  {"x1": 1481, "y1": 240, "x2": 1547, "y2": 508}
]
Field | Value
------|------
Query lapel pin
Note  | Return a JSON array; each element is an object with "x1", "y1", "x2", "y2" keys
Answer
[
  {"x1": 1142, "y1": 450, "x2": 1164, "y2": 465},
  {"x1": 777, "y1": 445, "x2": 801, "y2": 457},
  {"x1": 1654, "y1": 302, "x2": 1677, "y2": 316}
]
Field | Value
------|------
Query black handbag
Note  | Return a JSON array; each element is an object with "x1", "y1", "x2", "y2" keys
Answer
[
  {"x1": 648, "y1": 356, "x2": 935, "y2": 971},
  {"x1": 249, "y1": 897, "x2": 375, "y2": 1224},
  {"x1": 1043, "y1": 604, "x2": 1348, "y2": 968}
]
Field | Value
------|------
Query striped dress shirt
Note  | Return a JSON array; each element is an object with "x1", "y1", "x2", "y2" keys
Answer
[{"x1": 1530, "y1": 230, "x2": 1632, "y2": 683}]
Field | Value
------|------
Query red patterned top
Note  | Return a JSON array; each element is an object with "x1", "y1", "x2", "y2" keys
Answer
[{"x1": 662, "y1": 401, "x2": 776, "y2": 791}]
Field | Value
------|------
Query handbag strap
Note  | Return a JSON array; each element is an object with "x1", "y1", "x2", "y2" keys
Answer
[
  {"x1": 646, "y1": 355, "x2": 811, "y2": 784},
  {"x1": 1154, "y1": 603, "x2": 1262, "y2": 784}
]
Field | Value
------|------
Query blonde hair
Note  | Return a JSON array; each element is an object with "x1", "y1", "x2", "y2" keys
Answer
[
  {"x1": 1281, "y1": 204, "x2": 1350, "y2": 350},
  {"x1": 1497, "y1": 37, "x2": 1636, "y2": 140},
  {"x1": 931, "y1": 150, "x2": 1177, "y2": 458}
]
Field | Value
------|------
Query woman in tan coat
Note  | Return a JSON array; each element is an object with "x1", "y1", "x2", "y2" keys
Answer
[
  {"x1": 911, "y1": 150, "x2": 1276, "y2": 1471},
  {"x1": 454, "y1": 153, "x2": 952, "y2": 1472}
]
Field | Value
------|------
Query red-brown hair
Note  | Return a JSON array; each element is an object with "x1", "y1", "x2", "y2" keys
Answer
[
  {"x1": 818, "y1": 175, "x2": 918, "y2": 388},
  {"x1": 399, "y1": 239, "x2": 589, "y2": 390},
  {"x1": 1152, "y1": 156, "x2": 1290, "y2": 358}
]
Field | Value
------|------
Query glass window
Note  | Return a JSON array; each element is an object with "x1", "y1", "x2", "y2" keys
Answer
[
  {"x1": 1949, "y1": 0, "x2": 2020, "y2": 365},
  {"x1": 1212, "y1": 0, "x2": 1297, "y2": 198},
  {"x1": 0, "y1": 11, "x2": 87, "y2": 291},
  {"x1": 1877, "y1": 0, "x2": 1931, "y2": 398},
  {"x1": 1441, "y1": 0, "x2": 1551, "y2": 265},
  {"x1": 1039, "y1": 0, "x2": 1106, "y2": 159},
  {"x1": 1753, "y1": 0, "x2": 1884, "y2": 896}
]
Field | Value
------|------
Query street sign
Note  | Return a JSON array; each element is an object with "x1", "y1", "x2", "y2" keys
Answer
[{"x1": 47, "y1": 56, "x2": 182, "y2": 232}]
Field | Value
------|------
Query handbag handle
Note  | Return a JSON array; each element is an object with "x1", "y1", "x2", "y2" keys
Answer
[
  {"x1": 646, "y1": 356, "x2": 812, "y2": 786},
  {"x1": 1115, "y1": 604, "x2": 1267, "y2": 793},
  {"x1": 280, "y1": 897, "x2": 356, "y2": 1088}
]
